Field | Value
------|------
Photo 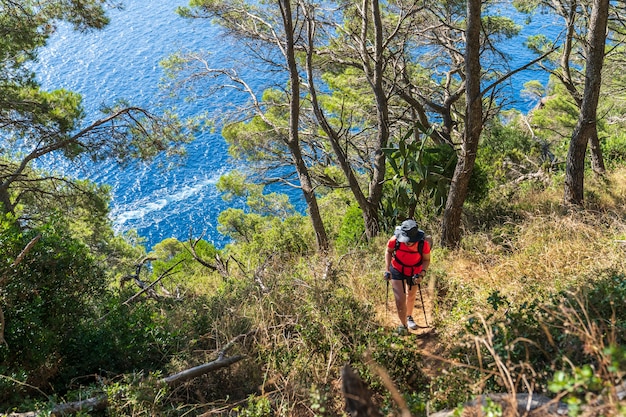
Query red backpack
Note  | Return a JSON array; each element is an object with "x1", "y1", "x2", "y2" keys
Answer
[{"x1": 392, "y1": 230, "x2": 432, "y2": 277}]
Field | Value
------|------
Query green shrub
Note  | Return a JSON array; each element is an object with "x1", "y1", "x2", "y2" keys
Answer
[
  {"x1": 365, "y1": 328, "x2": 429, "y2": 394},
  {"x1": 219, "y1": 208, "x2": 313, "y2": 261},
  {"x1": 467, "y1": 161, "x2": 491, "y2": 204},
  {"x1": 55, "y1": 298, "x2": 179, "y2": 390},
  {"x1": 103, "y1": 372, "x2": 169, "y2": 417},
  {"x1": 478, "y1": 121, "x2": 543, "y2": 185},
  {"x1": 439, "y1": 271, "x2": 626, "y2": 413},
  {"x1": 336, "y1": 203, "x2": 366, "y2": 251},
  {"x1": 0, "y1": 216, "x2": 108, "y2": 405},
  {"x1": 235, "y1": 394, "x2": 272, "y2": 417},
  {"x1": 603, "y1": 134, "x2": 626, "y2": 167}
]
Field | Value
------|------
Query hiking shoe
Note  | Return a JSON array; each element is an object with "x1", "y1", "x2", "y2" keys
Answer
[
  {"x1": 407, "y1": 316, "x2": 418, "y2": 331},
  {"x1": 395, "y1": 325, "x2": 409, "y2": 336}
]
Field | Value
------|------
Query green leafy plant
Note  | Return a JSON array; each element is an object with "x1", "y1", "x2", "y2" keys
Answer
[
  {"x1": 548, "y1": 365, "x2": 602, "y2": 416},
  {"x1": 236, "y1": 394, "x2": 272, "y2": 417},
  {"x1": 336, "y1": 203, "x2": 366, "y2": 251},
  {"x1": 0, "y1": 216, "x2": 108, "y2": 403},
  {"x1": 382, "y1": 125, "x2": 454, "y2": 223}
]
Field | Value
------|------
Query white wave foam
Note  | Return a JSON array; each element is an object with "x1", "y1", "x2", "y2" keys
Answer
[{"x1": 110, "y1": 173, "x2": 223, "y2": 227}]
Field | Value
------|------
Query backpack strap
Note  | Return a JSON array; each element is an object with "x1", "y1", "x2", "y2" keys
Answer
[
  {"x1": 392, "y1": 235, "x2": 425, "y2": 271},
  {"x1": 393, "y1": 232, "x2": 433, "y2": 292}
]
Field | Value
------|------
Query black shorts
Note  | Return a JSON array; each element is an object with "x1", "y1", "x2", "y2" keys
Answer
[{"x1": 390, "y1": 265, "x2": 412, "y2": 281}]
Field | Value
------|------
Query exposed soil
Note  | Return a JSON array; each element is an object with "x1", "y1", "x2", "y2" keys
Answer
[{"x1": 374, "y1": 282, "x2": 446, "y2": 379}]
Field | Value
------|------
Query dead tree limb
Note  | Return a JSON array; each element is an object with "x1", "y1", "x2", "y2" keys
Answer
[
  {"x1": 20, "y1": 331, "x2": 256, "y2": 416},
  {"x1": 185, "y1": 229, "x2": 230, "y2": 278},
  {"x1": 186, "y1": 230, "x2": 217, "y2": 271},
  {"x1": 119, "y1": 256, "x2": 157, "y2": 289},
  {"x1": 98, "y1": 259, "x2": 184, "y2": 321},
  {"x1": 231, "y1": 254, "x2": 271, "y2": 293},
  {"x1": 11, "y1": 235, "x2": 41, "y2": 268},
  {"x1": 122, "y1": 259, "x2": 184, "y2": 306},
  {"x1": 428, "y1": 393, "x2": 570, "y2": 417},
  {"x1": 322, "y1": 258, "x2": 333, "y2": 280},
  {"x1": 162, "y1": 329, "x2": 256, "y2": 387},
  {"x1": 49, "y1": 395, "x2": 109, "y2": 416},
  {"x1": 161, "y1": 354, "x2": 246, "y2": 386}
]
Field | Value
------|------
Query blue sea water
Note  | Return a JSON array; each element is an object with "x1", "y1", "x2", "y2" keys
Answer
[
  {"x1": 35, "y1": 0, "x2": 275, "y2": 249},
  {"x1": 32, "y1": 1, "x2": 559, "y2": 250}
]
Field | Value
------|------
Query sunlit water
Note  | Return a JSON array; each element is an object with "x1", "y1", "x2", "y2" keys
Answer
[
  {"x1": 34, "y1": 0, "x2": 272, "y2": 249},
  {"x1": 32, "y1": 1, "x2": 558, "y2": 249}
]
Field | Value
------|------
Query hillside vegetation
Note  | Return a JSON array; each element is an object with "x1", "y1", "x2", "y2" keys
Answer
[
  {"x1": 2, "y1": 1, "x2": 626, "y2": 415},
  {"x1": 2, "y1": 165, "x2": 625, "y2": 416}
]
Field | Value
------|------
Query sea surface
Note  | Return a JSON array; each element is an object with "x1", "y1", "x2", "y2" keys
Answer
[
  {"x1": 35, "y1": 0, "x2": 275, "y2": 249},
  {"x1": 32, "y1": 0, "x2": 559, "y2": 249}
]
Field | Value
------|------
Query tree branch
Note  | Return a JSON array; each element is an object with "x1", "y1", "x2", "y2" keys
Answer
[
  {"x1": 15, "y1": 331, "x2": 257, "y2": 416},
  {"x1": 121, "y1": 259, "x2": 183, "y2": 306},
  {"x1": 11, "y1": 234, "x2": 41, "y2": 268},
  {"x1": 481, "y1": 47, "x2": 558, "y2": 98}
]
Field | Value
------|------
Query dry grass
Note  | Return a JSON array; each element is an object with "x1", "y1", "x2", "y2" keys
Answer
[
  {"x1": 178, "y1": 168, "x2": 626, "y2": 416},
  {"x1": 429, "y1": 168, "x2": 626, "y2": 343},
  {"x1": 274, "y1": 168, "x2": 626, "y2": 416}
]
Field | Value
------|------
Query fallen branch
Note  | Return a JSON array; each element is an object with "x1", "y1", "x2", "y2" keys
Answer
[
  {"x1": 161, "y1": 354, "x2": 245, "y2": 386},
  {"x1": 428, "y1": 393, "x2": 569, "y2": 417},
  {"x1": 98, "y1": 259, "x2": 184, "y2": 321},
  {"x1": 185, "y1": 229, "x2": 230, "y2": 278},
  {"x1": 119, "y1": 256, "x2": 156, "y2": 287},
  {"x1": 119, "y1": 256, "x2": 160, "y2": 299},
  {"x1": 162, "y1": 330, "x2": 255, "y2": 387},
  {"x1": 50, "y1": 394, "x2": 109, "y2": 416},
  {"x1": 16, "y1": 331, "x2": 255, "y2": 416}
]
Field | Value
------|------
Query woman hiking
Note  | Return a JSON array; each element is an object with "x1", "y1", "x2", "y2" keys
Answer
[{"x1": 384, "y1": 219, "x2": 431, "y2": 335}]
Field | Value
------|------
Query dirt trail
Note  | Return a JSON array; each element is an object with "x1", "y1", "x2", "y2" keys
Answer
[{"x1": 374, "y1": 281, "x2": 444, "y2": 378}]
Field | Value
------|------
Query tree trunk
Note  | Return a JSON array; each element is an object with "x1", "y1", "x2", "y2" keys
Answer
[
  {"x1": 0, "y1": 185, "x2": 15, "y2": 215},
  {"x1": 588, "y1": 127, "x2": 606, "y2": 174},
  {"x1": 304, "y1": 9, "x2": 377, "y2": 244},
  {"x1": 554, "y1": 0, "x2": 606, "y2": 177},
  {"x1": 441, "y1": 0, "x2": 483, "y2": 249},
  {"x1": 305, "y1": 0, "x2": 386, "y2": 241},
  {"x1": 293, "y1": 146, "x2": 329, "y2": 251},
  {"x1": 365, "y1": 0, "x2": 388, "y2": 240},
  {"x1": 281, "y1": 0, "x2": 329, "y2": 251},
  {"x1": 564, "y1": 0, "x2": 609, "y2": 205}
]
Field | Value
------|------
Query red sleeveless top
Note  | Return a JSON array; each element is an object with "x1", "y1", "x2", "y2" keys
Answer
[{"x1": 387, "y1": 236, "x2": 430, "y2": 276}]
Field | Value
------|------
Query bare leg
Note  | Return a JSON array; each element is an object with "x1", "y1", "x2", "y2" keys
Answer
[
  {"x1": 406, "y1": 284, "x2": 419, "y2": 318},
  {"x1": 392, "y1": 280, "x2": 408, "y2": 327}
]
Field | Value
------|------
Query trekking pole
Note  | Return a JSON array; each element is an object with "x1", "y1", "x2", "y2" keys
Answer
[
  {"x1": 417, "y1": 283, "x2": 429, "y2": 327},
  {"x1": 384, "y1": 272, "x2": 390, "y2": 314},
  {"x1": 386, "y1": 279, "x2": 389, "y2": 314}
]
